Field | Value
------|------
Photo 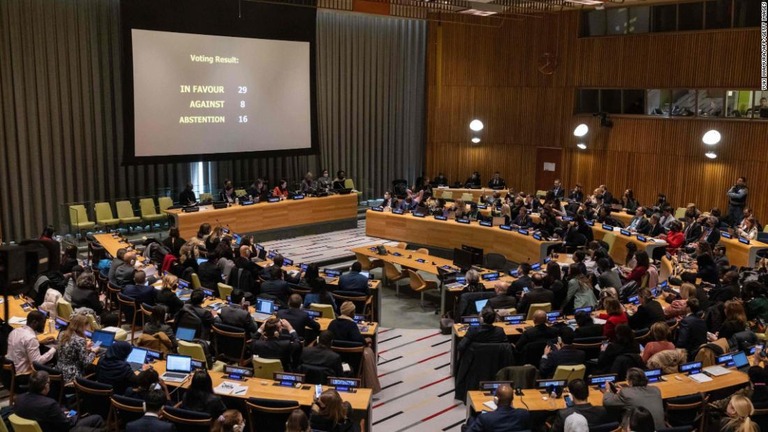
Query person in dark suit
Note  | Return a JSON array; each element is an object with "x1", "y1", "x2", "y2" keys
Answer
[
  {"x1": 550, "y1": 379, "x2": 609, "y2": 432},
  {"x1": 684, "y1": 215, "x2": 706, "y2": 245},
  {"x1": 113, "y1": 252, "x2": 137, "y2": 288},
  {"x1": 175, "y1": 289, "x2": 217, "y2": 339},
  {"x1": 179, "y1": 183, "x2": 197, "y2": 205},
  {"x1": 516, "y1": 274, "x2": 554, "y2": 316},
  {"x1": 161, "y1": 227, "x2": 185, "y2": 258},
  {"x1": 675, "y1": 298, "x2": 708, "y2": 360},
  {"x1": 458, "y1": 307, "x2": 508, "y2": 354},
  {"x1": 466, "y1": 384, "x2": 530, "y2": 432},
  {"x1": 508, "y1": 263, "x2": 534, "y2": 296},
  {"x1": 511, "y1": 206, "x2": 532, "y2": 228},
  {"x1": 465, "y1": 171, "x2": 481, "y2": 188},
  {"x1": 539, "y1": 327, "x2": 586, "y2": 378},
  {"x1": 196, "y1": 256, "x2": 222, "y2": 290},
  {"x1": 277, "y1": 294, "x2": 321, "y2": 340},
  {"x1": 122, "y1": 270, "x2": 156, "y2": 306},
  {"x1": 550, "y1": 179, "x2": 565, "y2": 200},
  {"x1": 300, "y1": 330, "x2": 343, "y2": 379},
  {"x1": 488, "y1": 172, "x2": 505, "y2": 190},
  {"x1": 337, "y1": 262, "x2": 370, "y2": 295},
  {"x1": 70, "y1": 272, "x2": 104, "y2": 315},
  {"x1": 568, "y1": 184, "x2": 584, "y2": 203},
  {"x1": 434, "y1": 173, "x2": 449, "y2": 187},
  {"x1": 251, "y1": 316, "x2": 302, "y2": 371},
  {"x1": 573, "y1": 310, "x2": 604, "y2": 339},
  {"x1": 260, "y1": 265, "x2": 291, "y2": 305},
  {"x1": 217, "y1": 290, "x2": 257, "y2": 336},
  {"x1": 126, "y1": 389, "x2": 175, "y2": 432},
  {"x1": 15, "y1": 370, "x2": 105, "y2": 432},
  {"x1": 627, "y1": 288, "x2": 665, "y2": 330},
  {"x1": 515, "y1": 309, "x2": 559, "y2": 352},
  {"x1": 642, "y1": 214, "x2": 665, "y2": 237},
  {"x1": 327, "y1": 301, "x2": 365, "y2": 344},
  {"x1": 627, "y1": 207, "x2": 649, "y2": 233},
  {"x1": 488, "y1": 281, "x2": 516, "y2": 310}
]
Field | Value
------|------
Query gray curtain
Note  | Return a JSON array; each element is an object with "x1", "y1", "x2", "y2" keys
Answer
[
  {"x1": 0, "y1": 2, "x2": 425, "y2": 242},
  {"x1": 316, "y1": 10, "x2": 426, "y2": 199}
]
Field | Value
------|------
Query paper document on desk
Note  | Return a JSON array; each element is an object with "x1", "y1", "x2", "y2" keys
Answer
[
  {"x1": 483, "y1": 400, "x2": 498, "y2": 410},
  {"x1": 703, "y1": 365, "x2": 732, "y2": 377},
  {"x1": 8, "y1": 317, "x2": 26, "y2": 325},
  {"x1": 592, "y1": 318, "x2": 607, "y2": 325},
  {"x1": 689, "y1": 373, "x2": 713, "y2": 383},
  {"x1": 214, "y1": 381, "x2": 248, "y2": 395}
]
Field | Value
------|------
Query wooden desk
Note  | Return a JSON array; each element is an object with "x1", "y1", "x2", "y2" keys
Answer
[
  {"x1": 590, "y1": 227, "x2": 668, "y2": 266},
  {"x1": 466, "y1": 369, "x2": 748, "y2": 415},
  {"x1": 365, "y1": 210, "x2": 561, "y2": 266},
  {"x1": 718, "y1": 236, "x2": 768, "y2": 268},
  {"x1": 151, "y1": 361, "x2": 373, "y2": 428},
  {"x1": 0, "y1": 295, "x2": 59, "y2": 341},
  {"x1": 92, "y1": 233, "x2": 148, "y2": 264},
  {"x1": 164, "y1": 194, "x2": 358, "y2": 239},
  {"x1": 433, "y1": 188, "x2": 510, "y2": 202}
]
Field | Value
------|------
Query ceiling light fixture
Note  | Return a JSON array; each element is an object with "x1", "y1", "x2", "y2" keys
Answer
[
  {"x1": 471, "y1": 137, "x2": 481, "y2": 144},
  {"x1": 577, "y1": 143, "x2": 587, "y2": 150},
  {"x1": 705, "y1": 152, "x2": 717, "y2": 159},
  {"x1": 573, "y1": 124, "x2": 589, "y2": 137},
  {"x1": 702, "y1": 130, "x2": 721, "y2": 145},
  {"x1": 469, "y1": 119, "x2": 484, "y2": 132}
]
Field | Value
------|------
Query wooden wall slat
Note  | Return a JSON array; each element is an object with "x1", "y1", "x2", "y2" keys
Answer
[{"x1": 426, "y1": 11, "x2": 766, "y2": 215}]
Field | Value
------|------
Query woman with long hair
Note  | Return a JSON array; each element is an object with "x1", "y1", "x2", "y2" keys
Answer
[
  {"x1": 156, "y1": 273, "x2": 184, "y2": 316},
  {"x1": 285, "y1": 409, "x2": 311, "y2": 432},
  {"x1": 563, "y1": 264, "x2": 597, "y2": 312},
  {"x1": 310, "y1": 389, "x2": 356, "y2": 432},
  {"x1": 181, "y1": 369, "x2": 227, "y2": 419},
  {"x1": 597, "y1": 297, "x2": 628, "y2": 341},
  {"x1": 715, "y1": 300, "x2": 750, "y2": 342},
  {"x1": 143, "y1": 304, "x2": 176, "y2": 350},
  {"x1": 303, "y1": 266, "x2": 337, "y2": 312},
  {"x1": 597, "y1": 324, "x2": 640, "y2": 373},
  {"x1": 56, "y1": 314, "x2": 97, "y2": 382},
  {"x1": 721, "y1": 395, "x2": 759, "y2": 432}
]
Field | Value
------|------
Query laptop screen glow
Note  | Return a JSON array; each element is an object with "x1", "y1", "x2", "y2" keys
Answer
[{"x1": 166, "y1": 355, "x2": 192, "y2": 373}]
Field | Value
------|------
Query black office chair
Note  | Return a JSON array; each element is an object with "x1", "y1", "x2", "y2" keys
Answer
[
  {"x1": 110, "y1": 395, "x2": 146, "y2": 431},
  {"x1": 590, "y1": 422, "x2": 620, "y2": 432},
  {"x1": 664, "y1": 393, "x2": 708, "y2": 430},
  {"x1": 518, "y1": 341, "x2": 548, "y2": 367},
  {"x1": 245, "y1": 397, "x2": 300, "y2": 432},
  {"x1": 211, "y1": 323, "x2": 249, "y2": 366},
  {"x1": 160, "y1": 406, "x2": 211, "y2": 432},
  {"x1": 74, "y1": 377, "x2": 113, "y2": 420},
  {"x1": 298, "y1": 363, "x2": 334, "y2": 385},
  {"x1": 483, "y1": 253, "x2": 507, "y2": 271},
  {"x1": 331, "y1": 340, "x2": 365, "y2": 378}
]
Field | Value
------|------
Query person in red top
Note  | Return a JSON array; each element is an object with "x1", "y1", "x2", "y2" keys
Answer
[
  {"x1": 641, "y1": 321, "x2": 676, "y2": 363},
  {"x1": 622, "y1": 250, "x2": 649, "y2": 284},
  {"x1": 272, "y1": 179, "x2": 289, "y2": 199},
  {"x1": 660, "y1": 221, "x2": 685, "y2": 254},
  {"x1": 598, "y1": 297, "x2": 628, "y2": 341}
]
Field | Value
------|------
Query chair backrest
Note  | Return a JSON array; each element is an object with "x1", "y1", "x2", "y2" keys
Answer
[
  {"x1": 111, "y1": 395, "x2": 147, "y2": 430},
  {"x1": 355, "y1": 252, "x2": 379, "y2": 271},
  {"x1": 217, "y1": 282, "x2": 233, "y2": 300},
  {"x1": 573, "y1": 337, "x2": 606, "y2": 361},
  {"x1": 160, "y1": 406, "x2": 212, "y2": 432},
  {"x1": 115, "y1": 201, "x2": 136, "y2": 219},
  {"x1": 69, "y1": 205, "x2": 90, "y2": 225},
  {"x1": 32, "y1": 362, "x2": 65, "y2": 404},
  {"x1": 94, "y1": 202, "x2": 116, "y2": 223},
  {"x1": 395, "y1": 242, "x2": 408, "y2": 249},
  {"x1": 245, "y1": 397, "x2": 300, "y2": 432},
  {"x1": 330, "y1": 292, "x2": 368, "y2": 314},
  {"x1": 190, "y1": 273, "x2": 202, "y2": 290},
  {"x1": 552, "y1": 364, "x2": 586, "y2": 382},
  {"x1": 521, "y1": 341, "x2": 548, "y2": 367},
  {"x1": 139, "y1": 198, "x2": 158, "y2": 217},
  {"x1": 212, "y1": 323, "x2": 248, "y2": 364},
  {"x1": 74, "y1": 377, "x2": 113, "y2": 420},
  {"x1": 309, "y1": 303, "x2": 336, "y2": 319},
  {"x1": 252, "y1": 356, "x2": 284, "y2": 379},
  {"x1": 590, "y1": 422, "x2": 621, "y2": 432},
  {"x1": 199, "y1": 193, "x2": 213, "y2": 203},
  {"x1": 484, "y1": 253, "x2": 507, "y2": 271},
  {"x1": 674, "y1": 207, "x2": 687, "y2": 220},
  {"x1": 493, "y1": 364, "x2": 538, "y2": 389},
  {"x1": 178, "y1": 340, "x2": 207, "y2": 364},
  {"x1": 56, "y1": 298, "x2": 74, "y2": 320},
  {"x1": 665, "y1": 393, "x2": 708, "y2": 428},
  {"x1": 407, "y1": 269, "x2": 426, "y2": 291},
  {"x1": 343, "y1": 179, "x2": 355, "y2": 190},
  {"x1": 0, "y1": 412, "x2": 8, "y2": 432},
  {"x1": 298, "y1": 363, "x2": 334, "y2": 385},
  {"x1": 526, "y1": 303, "x2": 552, "y2": 320},
  {"x1": 331, "y1": 342, "x2": 365, "y2": 378},
  {"x1": 536, "y1": 190, "x2": 547, "y2": 199},
  {"x1": 383, "y1": 261, "x2": 403, "y2": 280},
  {"x1": 158, "y1": 196, "x2": 174, "y2": 212},
  {"x1": 8, "y1": 414, "x2": 43, "y2": 432},
  {"x1": 415, "y1": 247, "x2": 429, "y2": 255},
  {"x1": 1, "y1": 358, "x2": 26, "y2": 405},
  {"x1": 117, "y1": 293, "x2": 138, "y2": 323}
]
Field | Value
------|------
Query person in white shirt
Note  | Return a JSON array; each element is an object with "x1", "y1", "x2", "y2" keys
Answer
[
  {"x1": 7, "y1": 310, "x2": 56, "y2": 374},
  {"x1": 658, "y1": 207, "x2": 676, "y2": 232},
  {"x1": 736, "y1": 217, "x2": 759, "y2": 240}
]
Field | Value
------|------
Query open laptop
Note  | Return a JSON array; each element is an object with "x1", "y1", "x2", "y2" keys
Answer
[
  {"x1": 176, "y1": 327, "x2": 196, "y2": 342},
  {"x1": 252, "y1": 298, "x2": 276, "y2": 321},
  {"x1": 161, "y1": 354, "x2": 193, "y2": 382},
  {"x1": 91, "y1": 330, "x2": 116, "y2": 354},
  {"x1": 475, "y1": 299, "x2": 489, "y2": 313},
  {"x1": 126, "y1": 348, "x2": 148, "y2": 372}
]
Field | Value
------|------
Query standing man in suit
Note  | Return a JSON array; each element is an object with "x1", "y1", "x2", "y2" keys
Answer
[
  {"x1": 465, "y1": 384, "x2": 530, "y2": 432},
  {"x1": 603, "y1": 368, "x2": 665, "y2": 430},
  {"x1": 539, "y1": 327, "x2": 586, "y2": 378},
  {"x1": 727, "y1": 176, "x2": 748, "y2": 226},
  {"x1": 14, "y1": 370, "x2": 106, "y2": 431},
  {"x1": 488, "y1": 172, "x2": 506, "y2": 190},
  {"x1": 675, "y1": 298, "x2": 708, "y2": 360},
  {"x1": 218, "y1": 290, "x2": 258, "y2": 336},
  {"x1": 277, "y1": 294, "x2": 321, "y2": 340},
  {"x1": 338, "y1": 262, "x2": 370, "y2": 295},
  {"x1": 126, "y1": 389, "x2": 175, "y2": 432},
  {"x1": 122, "y1": 270, "x2": 156, "y2": 306},
  {"x1": 550, "y1": 379, "x2": 608, "y2": 432},
  {"x1": 550, "y1": 179, "x2": 565, "y2": 200}
]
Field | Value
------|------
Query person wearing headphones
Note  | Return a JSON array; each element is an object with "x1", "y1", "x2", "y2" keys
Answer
[{"x1": 465, "y1": 384, "x2": 529, "y2": 432}]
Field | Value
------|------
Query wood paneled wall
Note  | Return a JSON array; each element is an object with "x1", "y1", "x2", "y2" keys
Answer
[{"x1": 426, "y1": 11, "x2": 766, "y2": 214}]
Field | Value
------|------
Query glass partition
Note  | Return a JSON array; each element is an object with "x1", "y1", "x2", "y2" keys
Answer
[
  {"x1": 724, "y1": 90, "x2": 753, "y2": 118},
  {"x1": 670, "y1": 89, "x2": 696, "y2": 117},
  {"x1": 697, "y1": 89, "x2": 725, "y2": 117}
]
